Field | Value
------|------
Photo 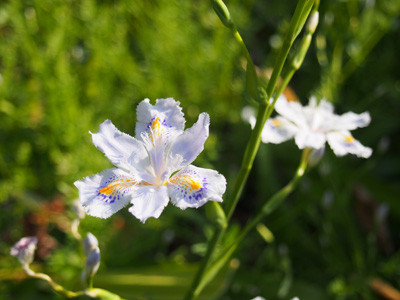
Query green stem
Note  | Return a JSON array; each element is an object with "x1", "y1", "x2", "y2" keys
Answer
[
  {"x1": 275, "y1": 10, "x2": 319, "y2": 101},
  {"x1": 184, "y1": 2, "x2": 314, "y2": 299},
  {"x1": 228, "y1": 148, "x2": 310, "y2": 251},
  {"x1": 23, "y1": 265, "x2": 83, "y2": 298},
  {"x1": 88, "y1": 274, "x2": 94, "y2": 289},
  {"x1": 201, "y1": 148, "x2": 311, "y2": 282},
  {"x1": 225, "y1": 0, "x2": 314, "y2": 219},
  {"x1": 263, "y1": 0, "x2": 315, "y2": 105},
  {"x1": 183, "y1": 226, "x2": 225, "y2": 300},
  {"x1": 232, "y1": 26, "x2": 256, "y2": 75}
]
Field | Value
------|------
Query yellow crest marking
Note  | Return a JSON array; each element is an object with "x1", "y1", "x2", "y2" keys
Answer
[
  {"x1": 151, "y1": 117, "x2": 161, "y2": 130},
  {"x1": 99, "y1": 179, "x2": 136, "y2": 195},
  {"x1": 170, "y1": 174, "x2": 202, "y2": 191},
  {"x1": 272, "y1": 119, "x2": 281, "y2": 127},
  {"x1": 345, "y1": 135, "x2": 355, "y2": 143}
]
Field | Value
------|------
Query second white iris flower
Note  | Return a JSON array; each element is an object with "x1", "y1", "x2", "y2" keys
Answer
[{"x1": 242, "y1": 96, "x2": 372, "y2": 158}]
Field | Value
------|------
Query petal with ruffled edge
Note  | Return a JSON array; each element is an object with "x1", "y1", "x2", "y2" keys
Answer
[
  {"x1": 168, "y1": 165, "x2": 226, "y2": 210},
  {"x1": 135, "y1": 98, "x2": 185, "y2": 142},
  {"x1": 294, "y1": 130, "x2": 326, "y2": 150},
  {"x1": 309, "y1": 97, "x2": 334, "y2": 113},
  {"x1": 169, "y1": 113, "x2": 210, "y2": 170},
  {"x1": 274, "y1": 96, "x2": 308, "y2": 129},
  {"x1": 91, "y1": 120, "x2": 148, "y2": 173},
  {"x1": 329, "y1": 111, "x2": 371, "y2": 131},
  {"x1": 128, "y1": 186, "x2": 169, "y2": 223},
  {"x1": 135, "y1": 98, "x2": 186, "y2": 178},
  {"x1": 326, "y1": 131, "x2": 372, "y2": 158},
  {"x1": 74, "y1": 168, "x2": 139, "y2": 219},
  {"x1": 261, "y1": 117, "x2": 298, "y2": 144}
]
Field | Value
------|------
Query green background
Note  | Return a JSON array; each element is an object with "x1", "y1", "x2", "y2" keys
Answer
[{"x1": 1, "y1": 0, "x2": 399, "y2": 299}]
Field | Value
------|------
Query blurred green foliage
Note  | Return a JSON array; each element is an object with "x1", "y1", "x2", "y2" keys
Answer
[{"x1": 1, "y1": 0, "x2": 400, "y2": 299}]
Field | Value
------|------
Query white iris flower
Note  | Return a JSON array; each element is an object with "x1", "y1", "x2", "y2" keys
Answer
[
  {"x1": 242, "y1": 96, "x2": 372, "y2": 158},
  {"x1": 75, "y1": 98, "x2": 226, "y2": 223}
]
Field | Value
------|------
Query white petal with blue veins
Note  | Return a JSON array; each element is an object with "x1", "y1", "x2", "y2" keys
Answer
[
  {"x1": 91, "y1": 120, "x2": 148, "y2": 173},
  {"x1": 135, "y1": 98, "x2": 185, "y2": 143},
  {"x1": 128, "y1": 186, "x2": 169, "y2": 223},
  {"x1": 169, "y1": 112, "x2": 210, "y2": 170},
  {"x1": 74, "y1": 168, "x2": 138, "y2": 219},
  {"x1": 168, "y1": 165, "x2": 226, "y2": 210},
  {"x1": 326, "y1": 131, "x2": 372, "y2": 158}
]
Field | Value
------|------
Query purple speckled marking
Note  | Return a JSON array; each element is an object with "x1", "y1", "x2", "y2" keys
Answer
[
  {"x1": 146, "y1": 116, "x2": 172, "y2": 129},
  {"x1": 97, "y1": 175, "x2": 136, "y2": 204},
  {"x1": 173, "y1": 170, "x2": 208, "y2": 204}
]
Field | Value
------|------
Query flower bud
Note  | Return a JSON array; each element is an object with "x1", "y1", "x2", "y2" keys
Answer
[
  {"x1": 211, "y1": 0, "x2": 234, "y2": 29},
  {"x1": 306, "y1": 11, "x2": 319, "y2": 34},
  {"x1": 84, "y1": 233, "x2": 98, "y2": 256},
  {"x1": 86, "y1": 247, "x2": 100, "y2": 277},
  {"x1": 293, "y1": 34, "x2": 312, "y2": 69},
  {"x1": 10, "y1": 236, "x2": 38, "y2": 266},
  {"x1": 256, "y1": 223, "x2": 274, "y2": 243},
  {"x1": 72, "y1": 199, "x2": 85, "y2": 220}
]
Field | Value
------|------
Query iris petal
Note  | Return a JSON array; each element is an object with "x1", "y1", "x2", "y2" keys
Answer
[
  {"x1": 169, "y1": 113, "x2": 210, "y2": 170},
  {"x1": 329, "y1": 112, "x2": 371, "y2": 131},
  {"x1": 326, "y1": 131, "x2": 372, "y2": 158},
  {"x1": 91, "y1": 120, "x2": 148, "y2": 173},
  {"x1": 261, "y1": 117, "x2": 298, "y2": 144},
  {"x1": 135, "y1": 98, "x2": 185, "y2": 143},
  {"x1": 75, "y1": 168, "x2": 138, "y2": 219},
  {"x1": 168, "y1": 165, "x2": 226, "y2": 210},
  {"x1": 128, "y1": 186, "x2": 169, "y2": 223}
]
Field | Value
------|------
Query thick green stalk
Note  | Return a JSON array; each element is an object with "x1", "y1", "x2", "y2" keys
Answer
[
  {"x1": 201, "y1": 148, "x2": 311, "y2": 285},
  {"x1": 263, "y1": 0, "x2": 314, "y2": 104},
  {"x1": 275, "y1": 10, "x2": 319, "y2": 100},
  {"x1": 228, "y1": 148, "x2": 310, "y2": 251},
  {"x1": 184, "y1": 2, "x2": 314, "y2": 299},
  {"x1": 224, "y1": 0, "x2": 314, "y2": 220}
]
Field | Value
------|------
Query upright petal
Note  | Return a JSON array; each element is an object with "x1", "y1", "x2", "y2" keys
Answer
[
  {"x1": 274, "y1": 96, "x2": 308, "y2": 129},
  {"x1": 294, "y1": 130, "x2": 326, "y2": 149},
  {"x1": 329, "y1": 111, "x2": 371, "y2": 131},
  {"x1": 326, "y1": 131, "x2": 372, "y2": 158},
  {"x1": 128, "y1": 186, "x2": 169, "y2": 223},
  {"x1": 169, "y1": 113, "x2": 210, "y2": 170},
  {"x1": 74, "y1": 168, "x2": 139, "y2": 219},
  {"x1": 91, "y1": 120, "x2": 148, "y2": 172},
  {"x1": 168, "y1": 165, "x2": 226, "y2": 210},
  {"x1": 309, "y1": 97, "x2": 334, "y2": 113},
  {"x1": 261, "y1": 117, "x2": 298, "y2": 144},
  {"x1": 135, "y1": 98, "x2": 185, "y2": 142}
]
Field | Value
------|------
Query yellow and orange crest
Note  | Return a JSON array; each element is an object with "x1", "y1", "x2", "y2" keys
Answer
[{"x1": 170, "y1": 174, "x2": 202, "y2": 192}]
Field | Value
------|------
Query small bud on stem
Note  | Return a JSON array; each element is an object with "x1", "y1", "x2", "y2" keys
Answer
[
  {"x1": 211, "y1": 0, "x2": 234, "y2": 29},
  {"x1": 10, "y1": 236, "x2": 38, "y2": 266}
]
